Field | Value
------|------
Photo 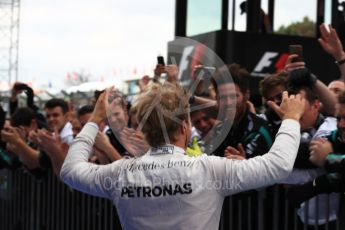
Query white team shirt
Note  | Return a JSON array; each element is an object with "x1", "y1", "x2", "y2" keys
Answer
[
  {"x1": 60, "y1": 121, "x2": 74, "y2": 145},
  {"x1": 61, "y1": 119, "x2": 300, "y2": 230}
]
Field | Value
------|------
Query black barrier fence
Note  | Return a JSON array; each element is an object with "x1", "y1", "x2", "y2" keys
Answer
[
  {"x1": 0, "y1": 168, "x2": 343, "y2": 230},
  {"x1": 0, "y1": 169, "x2": 121, "y2": 230}
]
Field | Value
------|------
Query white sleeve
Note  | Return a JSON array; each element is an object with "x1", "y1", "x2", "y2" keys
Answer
[
  {"x1": 59, "y1": 122, "x2": 74, "y2": 145},
  {"x1": 208, "y1": 119, "x2": 301, "y2": 196},
  {"x1": 60, "y1": 122, "x2": 122, "y2": 199},
  {"x1": 281, "y1": 168, "x2": 324, "y2": 184}
]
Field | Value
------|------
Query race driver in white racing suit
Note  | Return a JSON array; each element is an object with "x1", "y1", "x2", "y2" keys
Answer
[{"x1": 60, "y1": 83, "x2": 305, "y2": 230}]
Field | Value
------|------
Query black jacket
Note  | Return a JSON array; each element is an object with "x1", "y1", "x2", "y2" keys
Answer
[{"x1": 209, "y1": 109, "x2": 273, "y2": 158}]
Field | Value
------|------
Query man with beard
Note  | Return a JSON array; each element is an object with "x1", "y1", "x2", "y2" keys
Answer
[
  {"x1": 208, "y1": 64, "x2": 274, "y2": 229},
  {"x1": 208, "y1": 63, "x2": 273, "y2": 159}
]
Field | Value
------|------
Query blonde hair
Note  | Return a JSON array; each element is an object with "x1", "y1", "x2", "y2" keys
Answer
[{"x1": 135, "y1": 82, "x2": 190, "y2": 147}]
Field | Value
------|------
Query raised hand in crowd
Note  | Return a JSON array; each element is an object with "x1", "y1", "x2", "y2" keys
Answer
[
  {"x1": 267, "y1": 91, "x2": 306, "y2": 121},
  {"x1": 10, "y1": 82, "x2": 33, "y2": 101},
  {"x1": 192, "y1": 65, "x2": 217, "y2": 99},
  {"x1": 89, "y1": 88, "x2": 110, "y2": 126},
  {"x1": 284, "y1": 54, "x2": 305, "y2": 73},
  {"x1": 153, "y1": 64, "x2": 179, "y2": 84},
  {"x1": 119, "y1": 127, "x2": 149, "y2": 157},
  {"x1": 1, "y1": 125, "x2": 24, "y2": 151},
  {"x1": 29, "y1": 128, "x2": 68, "y2": 176},
  {"x1": 224, "y1": 143, "x2": 246, "y2": 160},
  {"x1": 309, "y1": 138, "x2": 333, "y2": 167},
  {"x1": 10, "y1": 82, "x2": 24, "y2": 102},
  {"x1": 10, "y1": 82, "x2": 36, "y2": 115},
  {"x1": 138, "y1": 75, "x2": 151, "y2": 92},
  {"x1": 165, "y1": 64, "x2": 179, "y2": 83},
  {"x1": 94, "y1": 131, "x2": 122, "y2": 162},
  {"x1": 285, "y1": 52, "x2": 337, "y2": 116},
  {"x1": 1, "y1": 124, "x2": 40, "y2": 169},
  {"x1": 91, "y1": 87, "x2": 138, "y2": 159},
  {"x1": 318, "y1": 24, "x2": 345, "y2": 63},
  {"x1": 1, "y1": 124, "x2": 25, "y2": 143},
  {"x1": 318, "y1": 23, "x2": 345, "y2": 81},
  {"x1": 153, "y1": 64, "x2": 165, "y2": 82}
]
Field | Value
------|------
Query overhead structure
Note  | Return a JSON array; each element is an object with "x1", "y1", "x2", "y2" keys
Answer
[
  {"x1": 171, "y1": 0, "x2": 343, "y2": 105},
  {"x1": 0, "y1": 0, "x2": 20, "y2": 88}
]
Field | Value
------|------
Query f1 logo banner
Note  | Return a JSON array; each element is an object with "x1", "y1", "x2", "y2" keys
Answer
[{"x1": 252, "y1": 52, "x2": 289, "y2": 77}]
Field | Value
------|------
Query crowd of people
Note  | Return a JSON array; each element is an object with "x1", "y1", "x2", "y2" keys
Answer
[{"x1": 1, "y1": 23, "x2": 345, "y2": 229}]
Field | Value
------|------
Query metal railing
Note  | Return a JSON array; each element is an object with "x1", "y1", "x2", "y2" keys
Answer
[
  {"x1": 0, "y1": 169, "x2": 120, "y2": 230},
  {"x1": 0, "y1": 168, "x2": 343, "y2": 230}
]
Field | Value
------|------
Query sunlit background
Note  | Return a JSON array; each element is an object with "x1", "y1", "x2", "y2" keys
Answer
[{"x1": 0, "y1": 0, "x2": 334, "y2": 93}]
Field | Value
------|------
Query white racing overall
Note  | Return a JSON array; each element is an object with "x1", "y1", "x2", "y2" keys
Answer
[{"x1": 61, "y1": 119, "x2": 300, "y2": 230}]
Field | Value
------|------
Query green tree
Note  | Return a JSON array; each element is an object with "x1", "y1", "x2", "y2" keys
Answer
[{"x1": 276, "y1": 16, "x2": 315, "y2": 37}]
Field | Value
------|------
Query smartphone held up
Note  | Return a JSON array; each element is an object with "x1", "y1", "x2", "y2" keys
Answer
[
  {"x1": 289, "y1": 45, "x2": 303, "y2": 63},
  {"x1": 157, "y1": 56, "x2": 165, "y2": 66}
]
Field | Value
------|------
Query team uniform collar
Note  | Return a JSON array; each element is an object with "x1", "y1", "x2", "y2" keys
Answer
[{"x1": 148, "y1": 144, "x2": 185, "y2": 156}]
